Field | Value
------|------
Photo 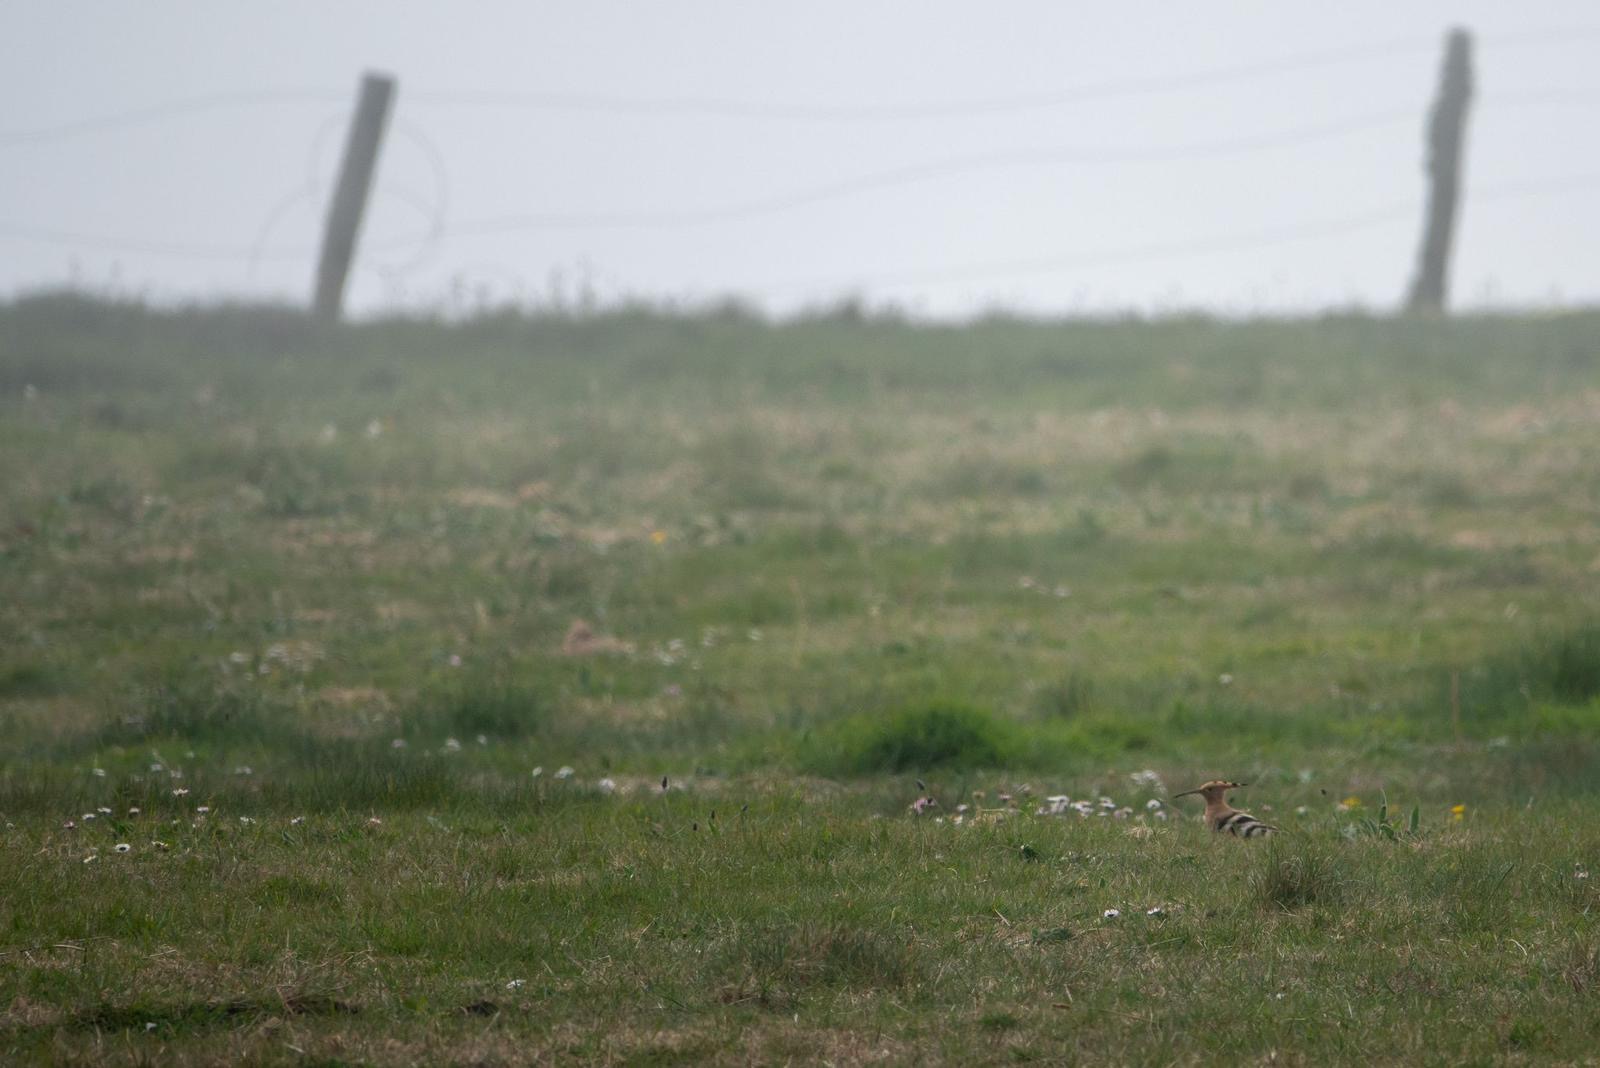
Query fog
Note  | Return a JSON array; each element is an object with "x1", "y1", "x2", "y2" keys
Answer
[{"x1": 3, "y1": 1, "x2": 1598, "y2": 318}]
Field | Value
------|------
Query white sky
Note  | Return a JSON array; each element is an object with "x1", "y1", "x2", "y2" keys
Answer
[{"x1": 2, "y1": 2, "x2": 1598, "y2": 318}]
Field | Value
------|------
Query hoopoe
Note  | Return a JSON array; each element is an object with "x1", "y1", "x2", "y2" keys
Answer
[{"x1": 1171, "y1": 780, "x2": 1276, "y2": 837}]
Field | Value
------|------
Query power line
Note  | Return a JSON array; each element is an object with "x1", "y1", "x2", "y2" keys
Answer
[
  {"x1": 402, "y1": 26, "x2": 1600, "y2": 120},
  {"x1": 7, "y1": 26, "x2": 1600, "y2": 146},
  {"x1": 0, "y1": 105, "x2": 1424, "y2": 257},
  {"x1": 4, "y1": 90, "x2": 1587, "y2": 258},
  {"x1": 405, "y1": 37, "x2": 1436, "y2": 121},
  {"x1": 5, "y1": 170, "x2": 1597, "y2": 290},
  {"x1": 0, "y1": 89, "x2": 344, "y2": 146},
  {"x1": 403, "y1": 108, "x2": 1422, "y2": 236},
  {"x1": 760, "y1": 173, "x2": 1600, "y2": 293}
]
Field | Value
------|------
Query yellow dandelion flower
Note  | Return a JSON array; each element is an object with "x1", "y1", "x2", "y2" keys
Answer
[
  {"x1": 1450, "y1": 803, "x2": 1465, "y2": 820},
  {"x1": 1340, "y1": 796, "x2": 1362, "y2": 810},
  {"x1": 650, "y1": 530, "x2": 667, "y2": 545}
]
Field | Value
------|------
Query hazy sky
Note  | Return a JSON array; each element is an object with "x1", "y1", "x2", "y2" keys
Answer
[{"x1": 3, "y1": 2, "x2": 1598, "y2": 318}]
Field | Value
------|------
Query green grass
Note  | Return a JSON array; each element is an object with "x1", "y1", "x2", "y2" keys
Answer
[{"x1": 2, "y1": 293, "x2": 1600, "y2": 1062}]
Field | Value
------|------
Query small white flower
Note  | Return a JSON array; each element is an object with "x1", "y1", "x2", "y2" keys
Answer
[
  {"x1": 596, "y1": 777, "x2": 617, "y2": 794},
  {"x1": 444, "y1": 737, "x2": 462, "y2": 752},
  {"x1": 172, "y1": 788, "x2": 189, "y2": 796},
  {"x1": 1577, "y1": 868, "x2": 1590, "y2": 880},
  {"x1": 367, "y1": 816, "x2": 382, "y2": 826},
  {"x1": 290, "y1": 816, "x2": 305, "y2": 826},
  {"x1": 82, "y1": 813, "x2": 96, "y2": 821},
  {"x1": 1219, "y1": 673, "x2": 1234, "y2": 685},
  {"x1": 150, "y1": 840, "x2": 169, "y2": 850},
  {"x1": 97, "y1": 807, "x2": 112, "y2": 815},
  {"x1": 63, "y1": 820, "x2": 77, "y2": 830},
  {"x1": 1102, "y1": 908, "x2": 1121, "y2": 919},
  {"x1": 114, "y1": 843, "x2": 132, "y2": 854},
  {"x1": 128, "y1": 807, "x2": 140, "y2": 815},
  {"x1": 1147, "y1": 906, "x2": 1165, "y2": 916},
  {"x1": 365, "y1": 418, "x2": 383, "y2": 438},
  {"x1": 747, "y1": 628, "x2": 763, "y2": 642},
  {"x1": 391, "y1": 738, "x2": 407, "y2": 749},
  {"x1": 83, "y1": 854, "x2": 98, "y2": 864},
  {"x1": 1146, "y1": 798, "x2": 1163, "y2": 810},
  {"x1": 233, "y1": 766, "x2": 253, "y2": 776},
  {"x1": 1295, "y1": 806, "x2": 1309, "y2": 816},
  {"x1": 228, "y1": 651, "x2": 251, "y2": 665},
  {"x1": 149, "y1": 763, "x2": 164, "y2": 772},
  {"x1": 92, "y1": 768, "x2": 107, "y2": 778},
  {"x1": 1098, "y1": 797, "x2": 1116, "y2": 809},
  {"x1": 1153, "y1": 810, "x2": 1168, "y2": 822},
  {"x1": 476, "y1": 734, "x2": 488, "y2": 746},
  {"x1": 145, "y1": 1021, "x2": 157, "y2": 1032},
  {"x1": 505, "y1": 979, "x2": 526, "y2": 991},
  {"x1": 448, "y1": 654, "x2": 462, "y2": 668},
  {"x1": 195, "y1": 806, "x2": 210, "y2": 814},
  {"x1": 238, "y1": 816, "x2": 254, "y2": 825},
  {"x1": 555, "y1": 766, "x2": 575, "y2": 780},
  {"x1": 530, "y1": 766, "x2": 543, "y2": 778}
]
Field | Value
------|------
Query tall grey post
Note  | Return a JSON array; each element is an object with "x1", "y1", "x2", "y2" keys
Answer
[
  {"x1": 312, "y1": 72, "x2": 397, "y2": 322},
  {"x1": 1404, "y1": 29, "x2": 1472, "y2": 314}
]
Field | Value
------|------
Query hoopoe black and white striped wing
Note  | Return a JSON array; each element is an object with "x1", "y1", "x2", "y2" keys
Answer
[{"x1": 1214, "y1": 810, "x2": 1276, "y2": 837}]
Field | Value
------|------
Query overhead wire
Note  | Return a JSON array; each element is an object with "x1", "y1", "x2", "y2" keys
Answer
[
  {"x1": 0, "y1": 105, "x2": 1437, "y2": 257},
  {"x1": 0, "y1": 26, "x2": 1597, "y2": 297},
  {"x1": 6, "y1": 25, "x2": 1600, "y2": 145},
  {"x1": 760, "y1": 172, "x2": 1600, "y2": 293}
]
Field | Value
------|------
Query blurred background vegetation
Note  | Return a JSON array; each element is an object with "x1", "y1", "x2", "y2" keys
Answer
[{"x1": 3, "y1": 294, "x2": 1599, "y2": 810}]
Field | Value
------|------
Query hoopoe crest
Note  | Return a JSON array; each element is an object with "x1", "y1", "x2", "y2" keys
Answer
[{"x1": 1172, "y1": 780, "x2": 1276, "y2": 838}]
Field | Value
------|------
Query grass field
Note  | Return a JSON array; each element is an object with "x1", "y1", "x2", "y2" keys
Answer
[{"x1": 2, "y1": 294, "x2": 1599, "y2": 1064}]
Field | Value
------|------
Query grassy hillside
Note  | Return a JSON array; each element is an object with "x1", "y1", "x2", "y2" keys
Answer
[{"x1": 2, "y1": 295, "x2": 1598, "y2": 1063}]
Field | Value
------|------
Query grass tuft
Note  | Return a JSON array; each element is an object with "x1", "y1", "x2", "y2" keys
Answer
[
  {"x1": 1252, "y1": 840, "x2": 1347, "y2": 910},
  {"x1": 411, "y1": 676, "x2": 548, "y2": 740},
  {"x1": 728, "y1": 923, "x2": 921, "y2": 992},
  {"x1": 809, "y1": 700, "x2": 1013, "y2": 775}
]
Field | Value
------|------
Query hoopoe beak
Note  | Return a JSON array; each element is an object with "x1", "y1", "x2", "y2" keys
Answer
[{"x1": 1170, "y1": 788, "x2": 1201, "y2": 799}]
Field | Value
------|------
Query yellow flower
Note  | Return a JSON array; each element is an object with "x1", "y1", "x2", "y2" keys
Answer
[
  {"x1": 649, "y1": 530, "x2": 667, "y2": 545},
  {"x1": 1450, "y1": 803, "x2": 1465, "y2": 820},
  {"x1": 1340, "y1": 796, "x2": 1362, "y2": 810}
]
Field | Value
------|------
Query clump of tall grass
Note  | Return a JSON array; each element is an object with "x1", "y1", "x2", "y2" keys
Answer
[
  {"x1": 804, "y1": 700, "x2": 1013, "y2": 775},
  {"x1": 1033, "y1": 671, "x2": 1096, "y2": 720},
  {"x1": 1252, "y1": 840, "x2": 1347, "y2": 910},
  {"x1": 408, "y1": 676, "x2": 548, "y2": 740},
  {"x1": 723, "y1": 923, "x2": 921, "y2": 993},
  {"x1": 92, "y1": 670, "x2": 294, "y2": 748},
  {"x1": 1452, "y1": 619, "x2": 1600, "y2": 729}
]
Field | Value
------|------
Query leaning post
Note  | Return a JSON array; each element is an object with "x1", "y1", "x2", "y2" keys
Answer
[
  {"x1": 1404, "y1": 29, "x2": 1473, "y2": 314},
  {"x1": 312, "y1": 71, "x2": 397, "y2": 322}
]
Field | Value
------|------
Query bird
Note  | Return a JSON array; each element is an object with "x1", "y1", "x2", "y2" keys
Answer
[{"x1": 1171, "y1": 780, "x2": 1276, "y2": 837}]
